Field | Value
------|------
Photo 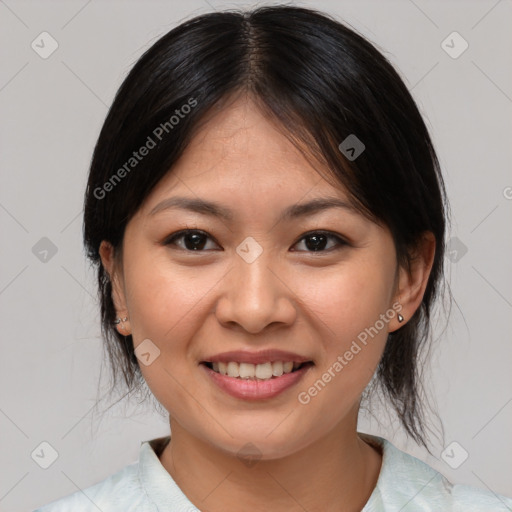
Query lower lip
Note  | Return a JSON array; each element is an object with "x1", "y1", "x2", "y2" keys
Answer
[{"x1": 201, "y1": 363, "x2": 312, "y2": 400}]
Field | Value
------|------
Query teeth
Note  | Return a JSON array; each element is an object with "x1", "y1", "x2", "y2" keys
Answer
[
  {"x1": 239, "y1": 362, "x2": 255, "y2": 379},
  {"x1": 272, "y1": 361, "x2": 283, "y2": 377},
  {"x1": 210, "y1": 361, "x2": 303, "y2": 380},
  {"x1": 227, "y1": 361, "x2": 239, "y2": 378},
  {"x1": 255, "y1": 362, "x2": 273, "y2": 379}
]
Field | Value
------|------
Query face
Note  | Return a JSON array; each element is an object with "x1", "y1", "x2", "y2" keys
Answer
[{"x1": 102, "y1": 95, "x2": 407, "y2": 460}]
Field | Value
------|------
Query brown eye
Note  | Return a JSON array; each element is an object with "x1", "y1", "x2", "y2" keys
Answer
[
  {"x1": 164, "y1": 230, "x2": 220, "y2": 251},
  {"x1": 164, "y1": 229, "x2": 347, "y2": 253},
  {"x1": 291, "y1": 231, "x2": 347, "y2": 252}
]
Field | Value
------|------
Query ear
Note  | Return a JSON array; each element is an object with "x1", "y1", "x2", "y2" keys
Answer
[
  {"x1": 99, "y1": 240, "x2": 131, "y2": 336},
  {"x1": 389, "y1": 232, "x2": 436, "y2": 332}
]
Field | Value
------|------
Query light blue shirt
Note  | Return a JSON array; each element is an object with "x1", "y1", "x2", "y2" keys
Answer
[{"x1": 34, "y1": 433, "x2": 512, "y2": 511}]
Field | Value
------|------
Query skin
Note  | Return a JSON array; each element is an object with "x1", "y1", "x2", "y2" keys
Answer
[{"x1": 100, "y1": 92, "x2": 435, "y2": 512}]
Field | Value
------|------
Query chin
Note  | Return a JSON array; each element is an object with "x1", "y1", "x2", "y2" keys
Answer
[{"x1": 199, "y1": 418, "x2": 319, "y2": 462}]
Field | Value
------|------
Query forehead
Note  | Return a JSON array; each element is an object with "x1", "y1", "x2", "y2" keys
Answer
[{"x1": 140, "y1": 96, "x2": 350, "y2": 214}]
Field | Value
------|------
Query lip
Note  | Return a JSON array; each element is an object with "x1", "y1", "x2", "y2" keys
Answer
[
  {"x1": 200, "y1": 361, "x2": 314, "y2": 400},
  {"x1": 202, "y1": 349, "x2": 311, "y2": 365}
]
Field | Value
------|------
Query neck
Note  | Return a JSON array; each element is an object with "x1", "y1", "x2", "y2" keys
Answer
[{"x1": 159, "y1": 418, "x2": 382, "y2": 512}]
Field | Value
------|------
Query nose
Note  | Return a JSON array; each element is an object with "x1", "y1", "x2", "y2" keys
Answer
[{"x1": 214, "y1": 248, "x2": 297, "y2": 334}]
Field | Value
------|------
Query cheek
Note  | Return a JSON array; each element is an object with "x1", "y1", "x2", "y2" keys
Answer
[
  {"x1": 121, "y1": 251, "x2": 224, "y2": 395},
  {"x1": 299, "y1": 258, "x2": 395, "y2": 343},
  {"x1": 123, "y1": 261, "x2": 212, "y2": 423},
  {"x1": 124, "y1": 251, "x2": 218, "y2": 343},
  {"x1": 294, "y1": 259, "x2": 394, "y2": 406}
]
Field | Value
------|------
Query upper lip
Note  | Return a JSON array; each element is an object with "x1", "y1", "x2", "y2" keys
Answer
[{"x1": 201, "y1": 349, "x2": 312, "y2": 365}]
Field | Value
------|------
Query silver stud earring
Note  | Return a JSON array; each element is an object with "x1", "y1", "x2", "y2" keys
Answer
[
  {"x1": 114, "y1": 317, "x2": 128, "y2": 325},
  {"x1": 397, "y1": 313, "x2": 404, "y2": 323}
]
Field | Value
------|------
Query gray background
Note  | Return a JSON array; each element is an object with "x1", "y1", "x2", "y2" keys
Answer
[{"x1": 1, "y1": 0, "x2": 511, "y2": 510}]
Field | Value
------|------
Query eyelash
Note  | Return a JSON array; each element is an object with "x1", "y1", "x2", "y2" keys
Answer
[{"x1": 163, "y1": 228, "x2": 349, "y2": 254}]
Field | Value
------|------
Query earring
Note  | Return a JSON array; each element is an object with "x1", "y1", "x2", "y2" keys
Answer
[
  {"x1": 114, "y1": 316, "x2": 131, "y2": 335},
  {"x1": 397, "y1": 313, "x2": 404, "y2": 323}
]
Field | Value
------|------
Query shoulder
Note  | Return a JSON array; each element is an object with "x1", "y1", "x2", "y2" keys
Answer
[
  {"x1": 32, "y1": 459, "x2": 150, "y2": 512},
  {"x1": 361, "y1": 434, "x2": 512, "y2": 512},
  {"x1": 33, "y1": 435, "x2": 194, "y2": 512}
]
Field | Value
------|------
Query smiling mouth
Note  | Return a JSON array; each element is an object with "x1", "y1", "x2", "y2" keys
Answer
[{"x1": 201, "y1": 361, "x2": 314, "y2": 381}]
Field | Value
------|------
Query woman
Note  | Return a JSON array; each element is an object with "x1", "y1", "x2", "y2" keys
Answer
[{"x1": 35, "y1": 5, "x2": 512, "y2": 511}]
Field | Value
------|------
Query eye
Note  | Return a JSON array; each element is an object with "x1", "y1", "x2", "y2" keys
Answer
[
  {"x1": 291, "y1": 231, "x2": 348, "y2": 253},
  {"x1": 164, "y1": 229, "x2": 347, "y2": 253},
  {"x1": 164, "y1": 229, "x2": 220, "y2": 251}
]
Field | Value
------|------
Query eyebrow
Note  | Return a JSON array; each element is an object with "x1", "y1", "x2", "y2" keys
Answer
[{"x1": 149, "y1": 196, "x2": 357, "y2": 222}]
